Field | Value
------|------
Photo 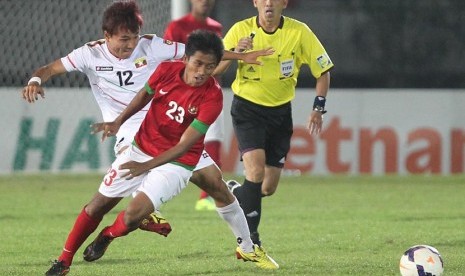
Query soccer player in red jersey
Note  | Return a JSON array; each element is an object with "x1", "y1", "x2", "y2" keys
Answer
[
  {"x1": 164, "y1": 0, "x2": 222, "y2": 42},
  {"x1": 164, "y1": 0, "x2": 224, "y2": 211},
  {"x1": 21, "y1": 2, "x2": 276, "y2": 274},
  {"x1": 82, "y1": 30, "x2": 278, "y2": 271}
]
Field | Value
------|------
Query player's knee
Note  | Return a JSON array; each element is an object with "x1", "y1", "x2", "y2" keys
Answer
[
  {"x1": 205, "y1": 179, "x2": 233, "y2": 204},
  {"x1": 261, "y1": 186, "x2": 276, "y2": 197},
  {"x1": 261, "y1": 180, "x2": 278, "y2": 196},
  {"x1": 191, "y1": 165, "x2": 223, "y2": 190},
  {"x1": 206, "y1": 170, "x2": 223, "y2": 188},
  {"x1": 84, "y1": 205, "x2": 104, "y2": 219},
  {"x1": 245, "y1": 168, "x2": 265, "y2": 183},
  {"x1": 211, "y1": 183, "x2": 235, "y2": 205},
  {"x1": 85, "y1": 198, "x2": 113, "y2": 219}
]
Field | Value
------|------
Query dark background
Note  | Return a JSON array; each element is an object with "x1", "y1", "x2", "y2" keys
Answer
[{"x1": 2, "y1": 0, "x2": 464, "y2": 89}]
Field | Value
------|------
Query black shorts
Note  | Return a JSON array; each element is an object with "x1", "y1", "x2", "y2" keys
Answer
[{"x1": 231, "y1": 95, "x2": 293, "y2": 168}]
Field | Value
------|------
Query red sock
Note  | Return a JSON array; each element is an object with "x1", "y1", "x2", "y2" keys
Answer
[
  {"x1": 102, "y1": 211, "x2": 131, "y2": 238},
  {"x1": 58, "y1": 207, "x2": 101, "y2": 267}
]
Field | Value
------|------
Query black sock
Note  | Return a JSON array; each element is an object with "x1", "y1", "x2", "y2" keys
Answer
[
  {"x1": 231, "y1": 182, "x2": 241, "y2": 202},
  {"x1": 237, "y1": 179, "x2": 262, "y2": 237}
]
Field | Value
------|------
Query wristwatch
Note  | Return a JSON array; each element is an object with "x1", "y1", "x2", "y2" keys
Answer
[{"x1": 313, "y1": 106, "x2": 327, "y2": 114}]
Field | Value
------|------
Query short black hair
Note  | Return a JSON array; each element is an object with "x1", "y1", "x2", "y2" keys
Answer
[
  {"x1": 102, "y1": 0, "x2": 143, "y2": 35},
  {"x1": 185, "y1": 30, "x2": 224, "y2": 65}
]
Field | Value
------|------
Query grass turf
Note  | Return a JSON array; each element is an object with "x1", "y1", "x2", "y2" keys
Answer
[{"x1": 0, "y1": 174, "x2": 464, "y2": 275}]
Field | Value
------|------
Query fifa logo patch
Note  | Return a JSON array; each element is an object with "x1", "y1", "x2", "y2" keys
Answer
[
  {"x1": 134, "y1": 57, "x2": 147, "y2": 68},
  {"x1": 96, "y1": 66, "x2": 113, "y2": 71},
  {"x1": 316, "y1": 53, "x2": 332, "y2": 69}
]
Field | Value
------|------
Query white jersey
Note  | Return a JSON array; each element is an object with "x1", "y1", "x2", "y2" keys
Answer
[{"x1": 61, "y1": 35, "x2": 185, "y2": 153}]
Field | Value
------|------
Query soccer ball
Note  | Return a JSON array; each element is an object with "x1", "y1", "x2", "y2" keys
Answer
[{"x1": 399, "y1": 245, "x2": 444, "y2": 276}]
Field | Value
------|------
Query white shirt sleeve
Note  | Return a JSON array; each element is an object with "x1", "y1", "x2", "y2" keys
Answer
[
  {"x1": 150, "y1": 36, "x2": 185, "y2": 60},
  {"x1": 60, "y1": 45, "x2": 91, "y2": 73}
]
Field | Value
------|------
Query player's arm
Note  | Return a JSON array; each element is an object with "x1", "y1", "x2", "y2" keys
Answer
[
  {"x1": 120, "y1": 88, "x2": 222, "y2": 179},
  {"x1": 220, "y1": 47, "x2": 273, "y2": 67},
  {"x1": 120, "y1": 125, "x2": 205, "y2": 179},
  {"x1": 22, "y1": 59, "x2": 67, "y2": 103},
  {"x1": 308, "y1": 71, "x2": 331, "y2": 135},
  {"x1": 91, "y1": 86, "x2": 153, "y2": 142},
  {"x1": 215, "y1": 34, "x2": 260, "y2": 75}
]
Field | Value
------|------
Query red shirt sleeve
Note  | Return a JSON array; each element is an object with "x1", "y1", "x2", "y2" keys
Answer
[
  {"x1": 146, "y1": 63, "x2": 165, "y2": 94},
  {"x1": 196, "y1": 82, "x2": 223, "y2": 126}
]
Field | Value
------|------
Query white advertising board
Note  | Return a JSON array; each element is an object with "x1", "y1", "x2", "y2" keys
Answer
[{"x1": 2, "y1": 88, "x2": 464, "y2": 175}]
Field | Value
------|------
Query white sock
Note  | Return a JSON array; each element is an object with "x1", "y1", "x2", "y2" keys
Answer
[{"x1": 216, "y1": 198, "x2": 254, "y2": 253}]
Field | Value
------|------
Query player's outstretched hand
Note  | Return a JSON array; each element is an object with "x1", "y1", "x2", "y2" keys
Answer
[
  {"x1": 90, "y1": 121, "x2": 120, "y2": 142},
  {"x1": 307, "y1": 111, "x2": 324, "y2": 135},
  {"x1": 22, "y1": 83, "x2": 45, "y2": 103},
  {"x1": 243, "y1": 47, "x2": 275, "y2": 65},
  {"x1": 119, "y1": 160, "x2": 151, "y2": 180}
]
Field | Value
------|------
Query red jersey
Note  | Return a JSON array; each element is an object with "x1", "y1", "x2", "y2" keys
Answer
[
  {"x1": 134, "y1": 61, "x2": 223, "y2": 167},
  {"x1": 164, "y1": 13, "x2": 222, "y2": 43}
]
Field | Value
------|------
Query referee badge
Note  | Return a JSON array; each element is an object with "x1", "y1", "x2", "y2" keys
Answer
[{"x1": 280, "y1": 58, "x2": 294, "y2": 78}]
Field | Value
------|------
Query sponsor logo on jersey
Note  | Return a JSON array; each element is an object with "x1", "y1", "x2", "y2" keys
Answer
[
  {"x1": 134, "y1": 57, "x2": 148, "y2": 68},
  {"x1": 96, "y1": 66, "x2": 113, "y2": 71},
  {"x1": 159, "y1": 89, "x2": 169, "y2": 95},
  {"x1": 163, "y1": 39, "x2": 174, "y2": 45},
  {"x1": 247, "y1": 66, "x2": 255, "y2": 72},
  {"x1": 187, "y1": 104, "x2": 198, "y2": 115}
]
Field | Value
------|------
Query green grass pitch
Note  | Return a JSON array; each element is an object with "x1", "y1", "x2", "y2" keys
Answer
[{"x1": 0, "y1": 173, "x2": 464, "y2": 275}]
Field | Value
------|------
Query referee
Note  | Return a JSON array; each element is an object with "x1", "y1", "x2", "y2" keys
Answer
[{"x1": 216, "y1": 0, "x2": 334, "y2": 248}]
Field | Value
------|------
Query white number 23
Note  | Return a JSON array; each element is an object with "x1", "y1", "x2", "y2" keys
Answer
[{"x1": 165, "y1": 100, "x2": 185, "y2": 123}]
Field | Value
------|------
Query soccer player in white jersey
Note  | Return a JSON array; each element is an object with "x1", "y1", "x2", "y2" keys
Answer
[
  {"x1": 21, "y1": 1, "x2": 276, "y2": 275},
  {"x1": 82, "y1": 30, "x2": 277, "y2": 273}
]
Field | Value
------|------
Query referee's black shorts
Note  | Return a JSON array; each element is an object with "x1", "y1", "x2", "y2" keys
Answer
[{"x1": 231, "y1": 95, "x2": 293, "y2": 168}]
